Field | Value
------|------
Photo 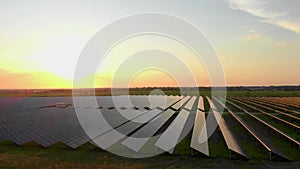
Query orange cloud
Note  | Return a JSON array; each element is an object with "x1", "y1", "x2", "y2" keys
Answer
[
  {"x1": 276, "y1": 20, "x2": 300, "y2": 34},
  {"x1": 244, "y1": 34, "x2": 263, "y2": 40}
]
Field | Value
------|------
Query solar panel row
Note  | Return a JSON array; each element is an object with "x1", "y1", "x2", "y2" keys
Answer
[
  {"x1": 207, "y1": 97, "x2": 248, "y2": 159},
  {"x1": 0, "y1": 96, "x2": 298, "y2": 161},
  {"x1": 221, "y1": 98, "x2": 291, "y2": 161}
]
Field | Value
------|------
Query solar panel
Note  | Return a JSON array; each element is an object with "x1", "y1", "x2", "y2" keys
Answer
[
  {"x1": 234, "y1": 97, "x2": 300, "y2": 126},
  {"x1": 171, "y1": 96, "x2": 190, "y2": 110},
  {"x1": 155, "y1": 108, "x2": 191, "y2": 153},
  {"x1": 128, "y1": 96, "x2": 152, "y2": 109},
  {"x1": 207, "y1": 97, "x2": 247, "y2": 159},
  {"x1": 117, "y1": 108, "x2": 146, "y2": 122},
  {"x1": 219, "y1": 97, "x2": 290, "y2": 160},
  {"x1": 198, "y1": 96, "x2": 204, "y2": 111},
  {"x1": 230, "y1": 98, "x2": 300, "y2": 145},
  {"x1": 96, "y1": 96, "x2": 115, "y2": 107},
  {"x1": 158, "y1": 96, "x2": 181, "y2": 110},
  {"x1": 0, "y1": 95, "x2": 295, "y2": 160},
  {"x1": 184, "y1": 96, "x2": 197, "y2": 111},
  {"x1": 92, "y1": 108, "x2": 162, "y2": 149},
  {"x1": 122, "y1": 109, "x2": 176, "y2": 152},
  {"x1": 190, "y1": 106, "x2": 209, "y2": 156},
  {"x1": 64, "y1": 134, "x2": 90, "y2": 148}
]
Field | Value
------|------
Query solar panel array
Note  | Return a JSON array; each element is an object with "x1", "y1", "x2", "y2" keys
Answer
[{"x1": 0, "y1": 96, "x2": 299, "y2": 160}]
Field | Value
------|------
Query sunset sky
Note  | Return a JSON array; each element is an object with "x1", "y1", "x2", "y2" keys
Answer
[{"x1": 0, "y1": 0, "x2": 299, "y2": 89}]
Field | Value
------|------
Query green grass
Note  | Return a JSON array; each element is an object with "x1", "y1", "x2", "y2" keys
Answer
[
  {"x1": 173, "y1": 137, "x2": 192, "y2": 156},
  {"x1": 2, "y1": 140, "x2": 298, "y2": 169}
]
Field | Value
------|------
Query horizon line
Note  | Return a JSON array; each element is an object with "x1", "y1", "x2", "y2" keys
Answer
[{"x1": 0, "y1": 85, "x2": 299, "y2": 90}]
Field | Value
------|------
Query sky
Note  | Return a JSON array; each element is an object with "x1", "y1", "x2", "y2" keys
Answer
[{"x1": 0, "y1": 0, "x2": 299, "y2": 89}]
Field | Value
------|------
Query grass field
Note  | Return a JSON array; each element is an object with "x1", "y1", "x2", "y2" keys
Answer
[{"x1": 0, "y1": 141, "x2": 299, "y2": 169}]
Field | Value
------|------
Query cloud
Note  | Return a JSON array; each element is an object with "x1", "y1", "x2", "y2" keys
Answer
[
  {"x1": 227, "y1": 0, "x2": 284, "y2": 19},
  {"x1": 276, "y1": 20, "x2": 300, "y2": 34},
  {"x1": 243, "y1": 34, "x2": 289, "y2": 47},
  {"x1": 244, "y1": 34, "x2": 263, "y2": 40},
  {"x1": 226, "y1": 0, "x2": 300, "y2": 35}
]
